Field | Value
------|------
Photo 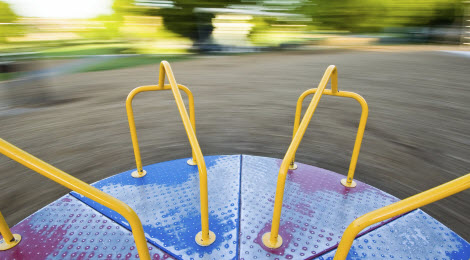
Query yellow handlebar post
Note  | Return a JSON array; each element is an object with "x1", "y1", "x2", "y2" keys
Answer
[
  {"x1": 126, "y1": 61, "x2": 214, "y2": 246},
  {"x1": 0, "y1": 138, "x2": 151, "y2": 259},
  {"x1": 262, "y1": 65, "x2": 340, "y2": 248},
  {"x1": 158, "y1": 61, "x2": 214, "y2": 246},
  {"x1": 126, "y1": 83, "x2": 197, "y2": 177},
  {"x1": 334, "y1": 173, "x2": 470, "y2": 260},
  {"x1": 263, "y1": 66, "x2": 368, "y2": 248},
  {"x1": 289, "y1": 89, "x2": 368, "y2": 188},
  {"x1": 0, "y1": 211, "x2": 21, "y2": 251}
]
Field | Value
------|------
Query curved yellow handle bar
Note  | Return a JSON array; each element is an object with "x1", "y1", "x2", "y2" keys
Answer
[
  {"x1": 290, "y1": 88, "x2": 368, "y2": 187},
  {"x1": 334, "y1": 173, "x2": 470, "y2": 259},
  {"x1": 263, "y1": 65, "x2": 368, "y2": 248},
  {"x1": 263, "y1": 65, "x2": 340, "y2": 248},
  {"x1": 126, "y1": 61, "x2": 214, "y2": 246},
  {"x1": 0, "y1": 138, "x2": 151, "y2": 259},
  {"x1": 126, "y1": 83, "x2": 196, "y2": 174}
]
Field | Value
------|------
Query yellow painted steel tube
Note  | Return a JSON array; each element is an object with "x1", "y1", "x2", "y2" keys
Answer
[
  {"x1": 0, "y1": 211, "x2": 14, "y2": 243},
  {"x1": 0, "y1": 138, "x2": 151, "y2": 260},
  {"x1": 290, "y1": 89, "x2": 368, "y2": 187},
  {"x1": 126, "y1": 83, "x2": 196, "y2": 174},
  {"x1": 263, "y1": 65, "x2": 338, "y2": 248},
  {"x1": 334, "y1": 173, "x2": 470, "y2": 260},
  {"x1": 157, "y1": 61, "x2": 213, "y2": 245}
]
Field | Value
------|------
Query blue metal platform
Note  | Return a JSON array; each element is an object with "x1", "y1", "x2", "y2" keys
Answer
[
  {"x1": 239, "y1": 155, "x2": 400, "y2": 259},
  {"x1": 316, "y1": 209, "x2": 470, "y2": 259},
  {"x1": 71, "y1": 155, "x2": 241, "y2": 260},
  {"x1": 0, "y1": 194, "x2": 172, "y2": 259},
  {"x1": 1, "y1": 155, "x2": 469, "y2": 259}
]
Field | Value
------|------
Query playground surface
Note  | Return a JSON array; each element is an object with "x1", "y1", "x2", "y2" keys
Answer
[{"x1": 0, "y1": 49, "x2": 469, "y2": 242}]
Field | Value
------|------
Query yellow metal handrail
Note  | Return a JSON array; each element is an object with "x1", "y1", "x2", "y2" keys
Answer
[
  {"x1": 0, "y1": 138, "x2": 151, "y2": 259},
  {"x1": 289, "y1": 86, "x2": 368, "y2": 188},
  {"x1": 263, "y1": 65, "x2": 368, "y2": 248},
  {"x1": 126, "y1": 83, "x2": 197, "y2": 176},
  {"x1": 334, "y1": 173, "x2": 470, "y2": 260},
  {"x1": 126, "y1": 61, "x2": 215, "y2": 246},
  {"x1": 0, "y1": 211, "x2": 20, "y2": 251}
]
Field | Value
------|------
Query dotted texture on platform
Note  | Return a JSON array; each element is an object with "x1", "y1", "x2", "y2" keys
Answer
[
  {"x1": 71, "y1": 155, "x2": 241, "y2": 260},
  {"x1": 239, "y1": 155, "x2": 400, "y2": 260},
  {"x1": 0, "y1": 194, "x2": 172, "y2": 260},
  {"x1": 316, "y1": 209, "x2": 470, "y2": 260}
]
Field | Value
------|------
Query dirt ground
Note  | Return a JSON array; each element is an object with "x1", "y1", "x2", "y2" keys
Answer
[{"x1": 0, "y1": 49, "x2": 469, "y2": 241}]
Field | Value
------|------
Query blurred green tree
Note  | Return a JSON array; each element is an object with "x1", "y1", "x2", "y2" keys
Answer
[
  {"x1": 382, "y1": 0, "x2": 463, "y2": 28},
  {"x1": 80, "y1": 14, "x2": 123, "y2": 40},
  {"x1": 0, "y1": 1, "x2": 19, "y2": 42},
  {"x1": 298, "y1": 0, "x2": 463, "y2": 33},
  {"x1": 299, "y1": 0, "x2": 386, "y2": 33},
  {"x1": 113, "y1": 0, "x2": 241, "y2": 44}
]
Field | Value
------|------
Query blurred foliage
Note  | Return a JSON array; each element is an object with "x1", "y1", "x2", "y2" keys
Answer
[
  {"x1": 248, "y1": 17, "x2": 309, "y2": 46},
  {"x1": 146, "y1": 1, "x2": 243, "y2": 43},
  {"x1": 0, "y1": 1, "x2": 22, "y2": 42},
  {"x1": 79, "y1": 14, "x2": 124, "y2": 40},
  {"x1": 0, "y1": 1, "x2": 15, "y2": 22},
  {"x1": 0, "y1": 0, "x2": 465, "y2": 57},
  {"x1": 299, "y1": 0, "x2": 463, "y2": 33},
  {"x1": 109, "y1": 0, "x2": 464, "y2": 45},
  {"x1": 113, "y1": 0, "x2": 241, "y2": 43}
]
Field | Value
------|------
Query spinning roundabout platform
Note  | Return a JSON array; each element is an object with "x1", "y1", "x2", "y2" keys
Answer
[
  {"x1": 1, "y1": 155, "x2": 469, "y2": 260},
  {"x1": 0, "y1": 62, "x2": 469, "y2": 259}
]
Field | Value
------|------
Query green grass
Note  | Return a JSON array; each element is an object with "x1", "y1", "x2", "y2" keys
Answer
[
  {"x1": 0, "y1": 72, "x2": 20, "y2": 82},
  {"x1": 0, "y1": 55, "x2": 193, "y2": 82},
  {"x1": 38, "y1": 44, "x2": 131, "y2": 57},
  {"x1": 78, "y1": 55, "x2": 192, "y2": 73}
]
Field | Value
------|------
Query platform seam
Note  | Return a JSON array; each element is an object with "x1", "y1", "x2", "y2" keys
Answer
[
  {"x1": 69, "y1": 180, "x2": 182, "y2": 259},
  {"x1": 237, "y1": 154, "x2": 243, "y2": 260}
]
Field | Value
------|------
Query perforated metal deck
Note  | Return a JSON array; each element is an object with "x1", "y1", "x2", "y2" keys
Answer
[
  {"x1": 1, "y1": 155, "x2": 469, "y2": 259},
  {"x1": 238, "y1": 155, "x2": 400, "y2": 259},
  {"x1": 316, "y1": 209, "x2": 470, "y2": 259},
  {"x1": 71, "y1": 155, "x2": 241, "y2": 260},
  {"x1": 0, "y1": 194, "x2": 172, "y2": 260}
]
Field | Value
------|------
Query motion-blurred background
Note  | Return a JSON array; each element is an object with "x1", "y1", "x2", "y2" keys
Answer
[
  {"x1": 0, "y1": 0, "x2": 469, "y2": 243},
  {"x1": 1, "y1": 0, "x2": 469, "y2": 58}
]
